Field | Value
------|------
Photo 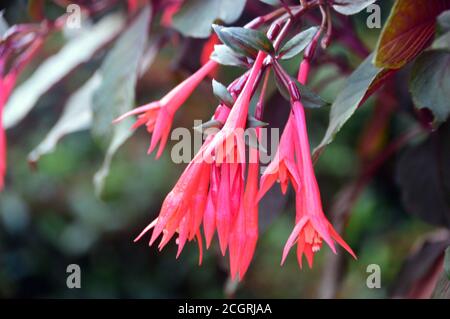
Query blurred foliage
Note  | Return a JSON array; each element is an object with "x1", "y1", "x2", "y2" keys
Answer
[{"x1": 0, "y1": 0, "x2": 449, "y2": 299}]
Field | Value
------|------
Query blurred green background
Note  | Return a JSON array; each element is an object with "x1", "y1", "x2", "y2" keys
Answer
[{"x1": 0, "y1": 0, "x2": 445, "y2": 298}]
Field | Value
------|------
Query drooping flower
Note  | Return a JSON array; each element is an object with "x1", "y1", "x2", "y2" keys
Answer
[
  {"x1": 200, "y1": 50, "x2": 265, "y2": 255},
  {"x1": 134, "y1": 52, "x2": 266, "y2": 277},
  {"x1": 134, "y1": 147, "x2": 212, "y2": 264},
  {"x1": 114, "y1": 60, "x2": 217, "y2": 158},
  {"x1": 133, "y1": 103, "x2": 230, "y2": 264},
  {"x1": 280, "y1": 100, "x2": 356, "y2": 268},
  {"x1": 258, "y1": 115, "x2": 300, "y2": 198}
]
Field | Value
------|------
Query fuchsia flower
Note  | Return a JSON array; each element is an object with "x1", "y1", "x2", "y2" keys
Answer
[
  {"x1": 280, "y1": 100, "x2": 356, "y2": 268},
  {"x1": 258, "y1": 116, "x2": 300, "y2": 197},
  {"x1": 257, "y1": 59, "x2": 355, "y2": 268},
  {"x1": 134, "y1": 52, "x2": 266, "y2": 280},
  {"x1": 114, "y1": 60, "x2": 217, "y2": 158}
]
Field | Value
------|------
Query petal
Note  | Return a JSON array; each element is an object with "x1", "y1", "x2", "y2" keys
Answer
[
  {"x1": 329, "y1": 223, "x2": 357, "y2": 259},
  {"x1": 258, "y1": 164, "x2": 279, "y2": 201},
  {"x1": 296, "y1": 235, "x2": 306, "y2": 269},
  {"x1": 133, "y1": 218, "x2": 158, "y2": 243},
  {"x1": 310, "y1": 214, "x2": 336, "y2": 254},
  {"x1": 176, "y1": 215, "x2": 190, "y2": 258},
  {"x1": 216, "y1": 164, "x2": 231, "y2": 255},
  {"x1": 195, "y1": 230, "x2": 204, "y2": 266},
  {"x1": 304, "y1": 244, "x2": 314, "y2": 268},
  {"x1": 148, "y1": 107, "x2": 172, "y2": 157},
  {"x1": 281, "y1": 216, "x2": 308, "y2": 265},
  {"x1": 189, "y1": 164, "x2": 211, "y2": 240},
  {"x1": 203, "y1": 190, "x2": 216, "y2": 248},
  {"x1": 113, "y1": 101, "x2": 160, "y2": 123},
  {"x1": 155, "y1": 118, "x2": 173, "y2": 159}
]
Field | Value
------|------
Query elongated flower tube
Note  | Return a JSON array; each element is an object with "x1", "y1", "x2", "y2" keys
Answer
[
  {"x1": 114, "y1": 60, "x2": 218, "y2": 158},
  {"x1": 134, "y1": 52, "x2": 266, "y2": 275},
  {"x1": 281, "y1": 100, "x2": 356, "y2": 268},
  {"x1": 257, "y1": 116, "x2": 300, "y2": 199},
  {"x1": 203, "y1": 51, "x2": 267, "y2": 161},
  {"x1": 200, "y1": 51, "x2": 265, "y2": 260}
]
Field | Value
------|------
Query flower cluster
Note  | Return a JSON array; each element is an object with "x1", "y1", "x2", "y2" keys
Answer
[
  {"x1": 109, "y1": 0, "x2": 359, "y2": 280},
  {"x1": 116, "y1": 34, "x2": 356, "y2": 278}
]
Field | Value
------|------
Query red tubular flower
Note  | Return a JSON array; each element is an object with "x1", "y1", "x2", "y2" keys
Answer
[
  {"x1": 281, "y1": 100, "x2": 356, "y2": 268},
  {"x1": 134, "y1": 52, "x2": 266, "y2": 276},
  {"x1": 203, "y1": 51, "x2": 267, "y2": 160},
  {"x1": 134, "y1": 150, "x2": 211, "y2": 264},
  {"x1": 114, "y1": 60, "x2": 217, "y2": 158},
  {"x1": 257, "y1": 116, "x2": 300, "y2": 199},
  {"x1": 200, "y1": 51, "x2": 265, "y2": 261},
  {"x1": 133, "y1": 103, "x2": 230, "y2": 264}
]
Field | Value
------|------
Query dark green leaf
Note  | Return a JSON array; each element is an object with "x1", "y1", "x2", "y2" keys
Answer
[
  {"x1": 332, "y1": 0, "x2": 376, "y2": 15},
  {"x1": 194, "y1": 119, "x2": 223, "y2": 134},
  {"x1": 210, "y1": 44, "x2": 248, "y2": 68},
  {"x1": 410, "y1": 51, "x2": 450, "y2": 124},
  {"x1": 279, "y1": 27, "x2": 318, "y2": 60},
  {"x1": 212, "y1": 24, "x2": 274, "y2": 58},
  {"x1": 212, "y1": 79, "x2": 234, "y2": 107},
  {"x1": 313, "y1": 54, "x2": 383, "y2": 159},
  {"x1": 92, "y1": 5, "x2": 151, "y2": 196},
  {"x1": 172, "y1": 0, "x2": 246, "y2": 38},
  {"x1": 247, "y1": 115, "x2": 268, "y2": 128},
  {"x1": 396, "y1": 122, "x2": 450, "y2": 228},
  {"x1": 274, "y1": 71, "x2": 329, "y2": 109}
]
